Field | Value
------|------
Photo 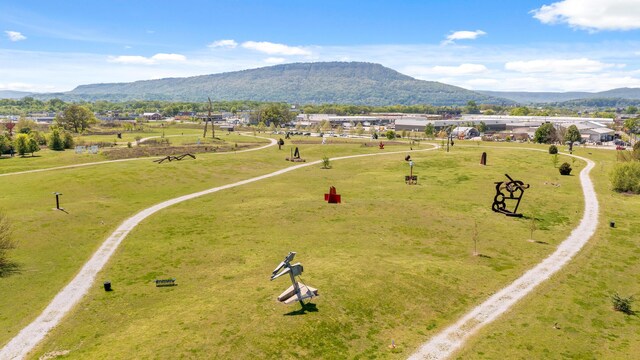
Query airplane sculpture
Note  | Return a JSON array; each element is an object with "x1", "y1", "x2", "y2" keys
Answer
[{"x1": 270, "y1": 252, "x2": 318, "y2": 307}]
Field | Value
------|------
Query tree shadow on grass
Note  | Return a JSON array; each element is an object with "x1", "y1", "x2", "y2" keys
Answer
[
  {"x1": 284, "y1": 303, "x2": 318, "y2": 316},
  {"x1": 0, "y1": 261, "x2": 22, "y2": 278}
]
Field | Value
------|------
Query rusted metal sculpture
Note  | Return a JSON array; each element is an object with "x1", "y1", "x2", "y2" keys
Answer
[
  {"x1": 324, "y1": 186, "x2": 341, "y2": 203},
  {"x1": 492, "y1": 174, "x2": 530, "y2": 217},
  {"x1": 480, "y1": 152, "x2": 487, "y2": 165},
  {"x1": 153, "y1": 153, "x2": 196, "y2": 163}
]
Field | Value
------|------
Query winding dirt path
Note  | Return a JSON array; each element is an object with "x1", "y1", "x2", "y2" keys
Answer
[
  {"x1": 409, "y1": 151, "x2": 598, "y2": 359},
  {"x1": 0, "y1": 144, "x2": 438, "y2": 360}
]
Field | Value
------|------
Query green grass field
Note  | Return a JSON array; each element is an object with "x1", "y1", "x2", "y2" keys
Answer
[{"x1": 1, "y1": 138, "x2": 637, "y2": 359}]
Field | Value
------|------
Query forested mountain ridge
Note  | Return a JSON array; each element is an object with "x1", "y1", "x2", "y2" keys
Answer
[
  {"x1": 479, "y1": 87, "x2": 640, "y2": 104},
  {"x1": 32, "y1": 62, "x2": 511, "y2": 106}
]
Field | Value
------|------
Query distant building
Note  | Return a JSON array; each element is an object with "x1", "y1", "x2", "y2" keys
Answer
[
  {"x1": 142, "y1": 112, "x2": 162, "y2": 120},
  {"x1": 451, "y1": 126, "x2": 480, "y2": 139}
]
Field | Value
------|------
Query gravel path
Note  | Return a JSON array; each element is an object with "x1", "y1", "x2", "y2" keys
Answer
[
  {"x1": 0, "y1": 144, "x2": 437, "y2": 360},
  {"x1": 0, "y1": 133, "x2": 275, "y2": 178},
  {"x1": 408, "y1": 152, "x2": 598, "y2": 360}
]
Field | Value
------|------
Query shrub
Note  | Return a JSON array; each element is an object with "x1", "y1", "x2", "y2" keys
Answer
[
  {"x1": 548, "y1": 145, "x2": 558, "y2": 154},
  {"x1": 321, "y1": 155, "x2": 331, "y2": 169},
  {"x1": 63, "y1": 132, "x2": 75, "y2": 149},
  {"x1": 559, "y1": 162, "x2": 572, "y2": 175},
  {"x1": 612, "y1": 293, "x2": 634, "y2": 314},
  {"x1": 611, "y1": 162, "x2": 640, "y2": 193}
]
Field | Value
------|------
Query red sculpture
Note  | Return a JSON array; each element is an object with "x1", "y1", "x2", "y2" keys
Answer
[
  {"x1": 324, "y1": 186, "x2": 341, "y2": 204},
  {"x1": 379, "y1": 142, "x2": 385, "y2": 149}
]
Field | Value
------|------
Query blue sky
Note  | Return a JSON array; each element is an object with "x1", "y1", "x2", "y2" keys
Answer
[{"x1": 2, "y1": 0, "x2": 640, "y2": 93}]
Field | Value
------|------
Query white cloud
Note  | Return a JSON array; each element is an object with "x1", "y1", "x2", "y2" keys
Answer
[
  {"x1": 241, "y1": 41, "x2": 311, "y2": 56},
  {"x1": 107, "y1": 55, "x2": 155, "y2": 65},
  {"x1": 532, "y1": 0, "x2": 640, "y2": 31},
  {"x1": 151, "y1": 53, "x2": 187, "y2": 62},
  {"x1": 108, "y1": 53, "x2": 187, "y2": 65},
  {"x1": 264, "y1": 57, "x2": 286, "y2": 64},
  {"x1": 442, "y1": 30, "x2": 486, "y2": 45},
  {"x1": 0, "y1": 82, "x2": 47, "y2": 91},
  {"x1": 209, "y1": 39, "x2": 238, "y2": 48},
  {"x1": 505, "y1": 58, "x2": 617, "y2": 73},
  {"x1": 5, "y1": 30, "x2": 26, "y2": 42},
  {"x1": 405, "y1": 63, "x2": 488, "y2": 77}
]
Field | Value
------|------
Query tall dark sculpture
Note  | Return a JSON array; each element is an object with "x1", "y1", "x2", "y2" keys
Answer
[{"x1": 492, "y1": 174, "x2": 530, "y2": 217}]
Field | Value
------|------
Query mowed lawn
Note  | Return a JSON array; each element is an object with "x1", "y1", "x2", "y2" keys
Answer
[
  {"x1": 0, "y1": 130, "x2": 266, "y2": 175},
  {"x1": 0, "y1": 138, "x2": 424, "y2": 346},
  {"x1": 17, "y1": 144, "x2": 587, "y2": 359},
  {"x1": 455, "y1": 146, "x2": 640, "y2": 359}
]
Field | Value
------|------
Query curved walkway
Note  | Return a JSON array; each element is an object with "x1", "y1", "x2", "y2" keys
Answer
[
  {"x1": 0, "y1": 144, "x2": 438, "y2": 360},
  {"x1": 409, "y1": 151, "x2": 598, "y2": 359},
  {"x1": 0, "y1": 134, "x2": 276, "y2": 178}
]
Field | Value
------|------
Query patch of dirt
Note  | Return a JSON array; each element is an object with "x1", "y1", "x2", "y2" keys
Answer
[
  {"x1": 39, "y1": 350, "x2": 70, "y2": 359},
  {"x1": 102, "y1": 144, "x2": 253, "y2": 160}
]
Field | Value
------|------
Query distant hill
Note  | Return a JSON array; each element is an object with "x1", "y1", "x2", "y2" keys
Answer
[
  {"x1": 478, "y1": 87, "x2": 640, "y2": 104},
  {"x1": 0, "y1": 90, "x2": 35, "y2": 99},
  {"x1": 33, "y1": 62, "x2": 511, "y2": 106}
]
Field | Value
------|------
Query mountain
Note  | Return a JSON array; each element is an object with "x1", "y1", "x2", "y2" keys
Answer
[
  {"x1": 34, "y1": 62, "x2": 511, "y2": 106},
  {"x1": 478, "y1": 87, "x2": 640, "y2": 104},
  {"x1": 0, "y1": 90, "x2": 35, "y2": 99}
]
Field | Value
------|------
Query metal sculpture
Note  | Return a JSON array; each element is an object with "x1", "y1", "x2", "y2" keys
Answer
[
  {"x1": 271, "y1": 252, "x2": 318, "y2": 307},
  {"x1": 492, "y1": 174, "x2": 530, "y2": 217},
  {"x1": 480, "y1": 152, "x2": 487, "y2": 165},
  {"x1": 405, "y1": 159, "x2": 417, "y2": 184},
  {"x1": 52, "y1": 192, "x2": 63, "y2": 210},
  {"x1": 286, "y1": 147, "x2": 305, "y2": 162},
  {"x1": 324, "y1": 186, "x2": 341, "y2": 203},
  {"x1": 379, "y1": 142, "x2": 385, "y2": 149}
]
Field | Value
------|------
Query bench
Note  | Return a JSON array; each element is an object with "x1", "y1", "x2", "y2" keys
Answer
[
  {"x1": 405, "y1": 175, "x2": 418, "y2": 184},
  {"x1": 155, "y1": 278, "x2": 176, "y2": 287}
]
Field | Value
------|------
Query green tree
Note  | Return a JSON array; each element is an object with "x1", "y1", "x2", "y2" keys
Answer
[
  {"x1": 355, "y1": 122, "x2": 364, "y2": 135},
  {"x1": 464, "y1": 100, "x2": 480, "y2": 114},
  {"x1": 27, "y1": 137, "x2": 40, "y2": 156},
  {"x1": 256, "y1": 121, "x2": 266, "y2": 133},
  {"x1": 510, "y1": 107, "x2": 531, "y2": 116},
  {"x1": 260, "y1": 103, "x2": 292, "y2": 127},
  {"x1": 54, "y1": 104, "x2": 97, "y2": 133},
  {"x1": 424, "y1": 123, "x2": 435, "y2": 138},
  {"x1": 625, "y1": 106, "x2": 638, "y2": 114},
  {"x1": 48, "y1": 128, "x2": 65, "y2": 151},
  {"x1": 63, "y1": 132, "x2": 75, "y2": 149},
  {"x1": 624, "y1": 118, "x2": 639, "y2": 134},
  {"x1": 13, "y1": 133, "x2": 29, "y2": 156},
  {"x1": 385, "y1": 130, "x2": 396, "y2": 140},
  {"x1": 533, "y1": 123, "x2": 557, "y2": 144},
  {"x1": 477, "y1": 121, "x2": 488, "y2": 133},
  {"x1": 0, "y1": 135, "x2": 10, "y2": 154},
  {"x1": 321, "y1": 120, "x2": 332, "y2": 132},
  {"x1": 564, "y1": 125, "x2": 581, "y2": 151}
]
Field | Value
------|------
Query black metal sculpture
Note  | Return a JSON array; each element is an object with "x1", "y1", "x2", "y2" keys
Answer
[{"x1": 492, "y1": 174, "x2": 530, "y2": 217}]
